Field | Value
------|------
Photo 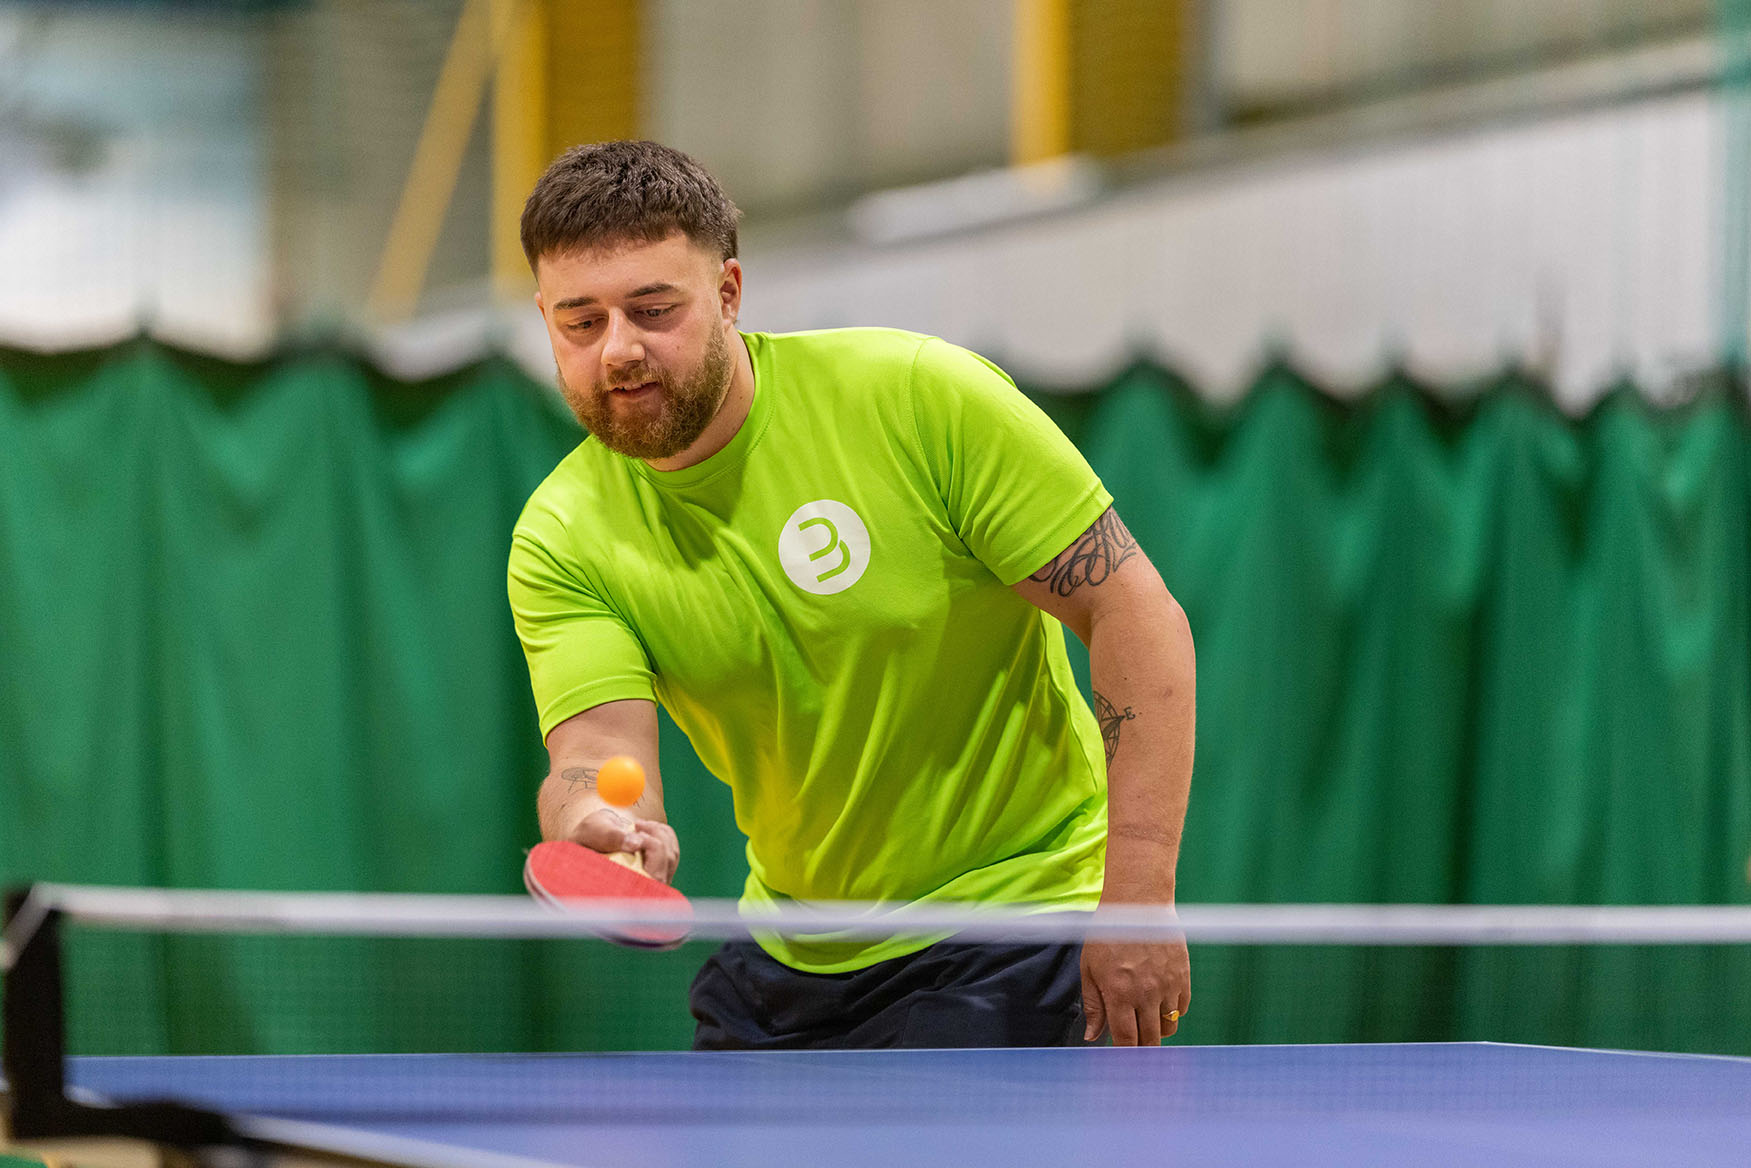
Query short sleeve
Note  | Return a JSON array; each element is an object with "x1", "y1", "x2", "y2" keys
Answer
[
  {"x1": 906, "y1": 338, "x2": 1113, "y2": 585},
  {"x1": 507, "y1": 527, "x2": 655, "y2": 738}
]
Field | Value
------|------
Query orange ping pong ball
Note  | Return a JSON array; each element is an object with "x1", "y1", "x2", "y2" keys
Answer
[{"x1": 596, "y1": 755, "x2": 646, "y2": 808}]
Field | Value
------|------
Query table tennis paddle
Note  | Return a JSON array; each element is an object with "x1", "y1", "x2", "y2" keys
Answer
[{"x1": 524, "y1": 839, "x2": 692, "y2": 949}]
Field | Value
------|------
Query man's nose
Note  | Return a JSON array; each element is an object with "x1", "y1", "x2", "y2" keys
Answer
[{"x1": 602, "y1": 312, "x2": 645, "y2": 369}]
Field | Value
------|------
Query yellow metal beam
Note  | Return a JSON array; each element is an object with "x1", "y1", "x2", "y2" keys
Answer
[
  {"x1": 374, "y1": 0, "x2": 641, "y2": 313},
  {"x1": 545, "y1": 1, "x2": 641, "y2": 155},
  {"x1": 1011, "y1": 0, "x2": 1073, "y2": 165},
  {"x1": 493, "y1": 0, "x2": 548, "y2": 296},
  {"x1": 368, "y1": 0, "x2": 518, "y2": 322},
  {"x1": 1071, "y1": 0, "x2": 1195, "y2": 155}
]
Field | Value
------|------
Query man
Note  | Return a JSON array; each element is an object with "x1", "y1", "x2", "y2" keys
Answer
[{"x1": 508, "y1": 140, "x2": 1194, "y2": 1048}]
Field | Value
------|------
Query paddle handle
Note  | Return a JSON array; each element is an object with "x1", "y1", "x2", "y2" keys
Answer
[{"x1": 606, "y1": 850, "x2": 650, "y2": 878}]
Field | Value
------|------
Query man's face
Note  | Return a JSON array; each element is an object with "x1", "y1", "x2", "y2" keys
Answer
[{"x1": 535, "y1": 232, "x2": 739, "y2": 460}]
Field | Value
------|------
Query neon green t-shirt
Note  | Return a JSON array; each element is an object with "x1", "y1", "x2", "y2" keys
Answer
[{"x1": 508, "y1": 328, "x2": 1113, "y2": 972}]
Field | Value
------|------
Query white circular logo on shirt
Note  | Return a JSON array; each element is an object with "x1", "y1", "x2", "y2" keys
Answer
[{"x1": 778, "y1": 500, "x2": 870, "y2": 595}]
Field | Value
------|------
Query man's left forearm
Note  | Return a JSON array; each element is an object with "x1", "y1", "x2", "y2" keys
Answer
[{"x1": 1087, "y1": 584, "x2": 1195, "y2": 905}]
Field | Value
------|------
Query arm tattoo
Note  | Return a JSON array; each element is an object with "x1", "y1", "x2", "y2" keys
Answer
[
  {"x1": 557, "y1": 767, "x2": 597, "y2": 816},
  {"x1": 1028, "y1": 508, "x2": 1139, "y2": 598},
  {"x1": 1094, "y1": 690, "x2": 1136, "y2": 766},
  {"x1": 560, "y1": 766, "x2": 598, "y2": 791},
  {"x1": 556, "y1": 767, "x2": 635, "y2": 825}
]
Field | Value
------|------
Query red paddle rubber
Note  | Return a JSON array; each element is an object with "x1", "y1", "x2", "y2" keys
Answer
[{"x1": 524, "y1": 839, "x2": 692, "y2": 949}]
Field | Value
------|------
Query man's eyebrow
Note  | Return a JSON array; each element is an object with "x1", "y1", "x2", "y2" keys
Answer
[{"x1": 551, "y1": 283, "x2": 680, "y2": 311}]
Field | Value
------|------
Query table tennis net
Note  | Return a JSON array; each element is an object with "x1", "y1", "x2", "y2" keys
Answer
[{"x1": 4, "y1": 885, "x2": 1751, "y2": 1145}]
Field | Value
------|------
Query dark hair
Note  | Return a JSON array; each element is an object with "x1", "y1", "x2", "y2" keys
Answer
[{"x1": 519, "y1": 140, "x2": 740, "y2": 270}]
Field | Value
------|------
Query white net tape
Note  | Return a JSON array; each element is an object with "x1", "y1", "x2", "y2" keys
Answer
[{"x1": 7, "y1": 883, "x2": 1751, "y2": 973}]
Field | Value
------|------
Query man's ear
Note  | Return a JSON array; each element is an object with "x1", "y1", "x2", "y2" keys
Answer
[{"x1": 718, "y1": 258, "x2": 743, "y2": 325}]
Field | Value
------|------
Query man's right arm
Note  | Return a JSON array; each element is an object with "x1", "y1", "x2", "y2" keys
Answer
[{"x1": 539, "y1": 698, "x2": 679, "y2": 884}]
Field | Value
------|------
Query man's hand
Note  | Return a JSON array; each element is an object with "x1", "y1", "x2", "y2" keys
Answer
[
  {"x1": 1082, "y1": 931, "x2": 1191, "y2": 1045},
  {"x1": 572, "y1": 807, "x2": 680, "y2": 885}
]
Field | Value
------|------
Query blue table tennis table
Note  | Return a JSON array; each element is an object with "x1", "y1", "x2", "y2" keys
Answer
[{"x1": 59, "y1": 1042, "x2": 1751, "y2": 1167}]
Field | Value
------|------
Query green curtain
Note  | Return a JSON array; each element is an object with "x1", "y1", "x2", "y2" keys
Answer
[
  {"x1": 3, "y1": 343, "x2": 1748, "y2": 1055},
  {"x1": 1053, "y1": 365, "x2": 1751, "y2": 1052}
]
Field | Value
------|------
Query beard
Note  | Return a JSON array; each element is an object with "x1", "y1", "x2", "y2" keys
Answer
[{"x1": 558, "y1": 325, "x2": 732, "y2": 460}]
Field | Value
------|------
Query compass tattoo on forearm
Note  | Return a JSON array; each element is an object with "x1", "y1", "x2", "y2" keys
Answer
[
  {"x1": 1028, "y1": 508, "x2": 1139, "y2": 598},
  {"x1": 557, "y1": 766, "x2": 597, "y2": 815},
  {"x1": 560, "y1": 767, "x2": 599, "y2": 791},
  {"x1": 558, "y1": 767, "x2": 633, "y2": 828}
]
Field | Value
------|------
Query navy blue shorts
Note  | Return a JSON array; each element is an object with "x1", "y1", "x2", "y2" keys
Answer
[{"x1": 688, "y1": 936, "x2": 1089, "y2": 1050}]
